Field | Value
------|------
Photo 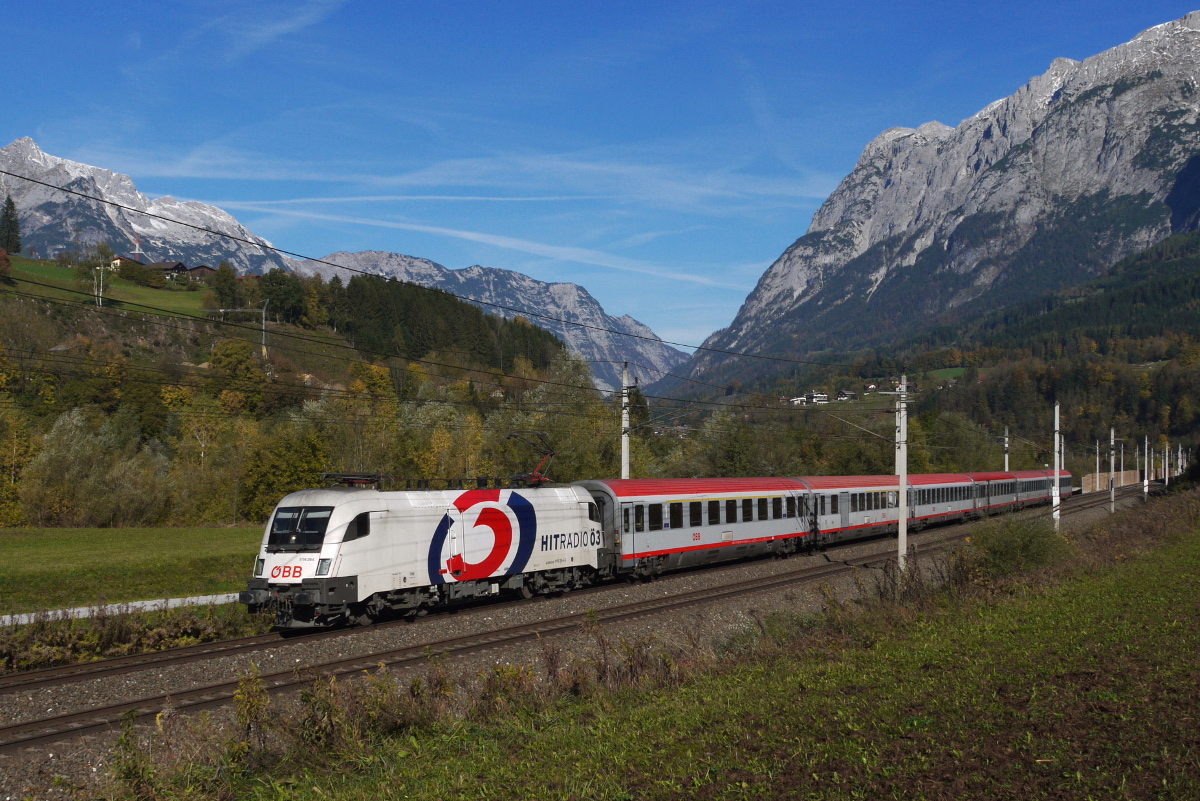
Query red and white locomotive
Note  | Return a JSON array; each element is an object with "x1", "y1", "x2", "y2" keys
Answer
[{"x1": 241, "y1": 469, "x2": 1071, "y2": 629}]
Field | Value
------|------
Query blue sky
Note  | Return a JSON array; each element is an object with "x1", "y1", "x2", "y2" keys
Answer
[{"x1": 3, "y1": 1, "x2": 1197, "y2": 348}]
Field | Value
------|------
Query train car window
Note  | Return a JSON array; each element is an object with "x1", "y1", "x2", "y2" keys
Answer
[
  {"x1": 726, "y1": 499, "x2": 738, "y2": 523},
  {"x1": 786, "y1": 496, "x2": 796, "y2": 518},
  {"x1": 670, "y1": 502, "x2": 684, "y2": 530},
  {"x1": 873, "y1": 492, "x2": 881, "y2": 511},
  {"x1": 830, "y1": 494, "x2": 838, "y2": 514},
  {"x1": 708, "y1": 500, "x2": 721, "y2": 525},
  {"x1": 623, "y1": 507, "x2": 630, "y2": 533},
  {"x1": 648, "y1": 504, "x2": 663, "y2": 531},
  {"x1": 742, "y1": 498, "x2": 754, "y2": 522},
  {"x1": 268, "y1": 506, "x2": 334, "y2": 551},
  {"x1": 758, "y1": 497, "x2": 768, "y2": 520},
  {"x1": 689, "y1": 501, "x2": 703, "y2": 527},
  {"x1": 850, "y1": 494, "x2": 858, "y2": 513},
  {"x1": 342, "y1": 511, "x2": 372, "y2": 543},
  {"x1": 635, "y1": 505, "x2": 645, "y2": 532},
  {"x1": 820, "y1": 495, "x2": 827, "y2": 515},
  {"x1": 859, "y1": 493, "x2": 866, "y2": 512},
  {"x1": 773, "y1": 497, "x2": 783, "y2": 519},
  {"x1": 588, "y1": 503, "x2": 599, "y2": 522}
]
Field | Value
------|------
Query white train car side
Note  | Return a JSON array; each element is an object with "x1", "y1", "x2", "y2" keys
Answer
[{"x1": 241, "y1": 485, "x2": 605, "y2": 628}]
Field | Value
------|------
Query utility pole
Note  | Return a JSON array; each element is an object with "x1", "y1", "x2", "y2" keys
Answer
[
  {"x1": 261, "y1": 299, "x2": 269, "y2": 359},
  {"x1": 1144, "y1": 436, "x2": 1149, "y2": 498},
  {"x1": 1052, "y1": 402, "x2": 1061, "y2": 534},
  {"x1": 1095, "y1": 441, "x2": 1100, "y2": 493},
  {"x1": 620, "y1": 363, "x2": 630, "y2": 480},
  {"x1": 1109, "y1": 427, "x2": 1115, "y2": 514},
  {"x1": 1142, "y1": 434, "x2": 1152, "y2": 496},
  {"x1": 896, "y1": 374, "x2": 909, "y2": 575},
  {"x1": 1165, "y1": 440, "x2": 1170, "y2": 487},
  {"x1": 1004, "y1": 426, "x2": 1009, "y2": 472}
]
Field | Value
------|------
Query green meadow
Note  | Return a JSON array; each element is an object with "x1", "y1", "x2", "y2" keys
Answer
[{"x1": 0, "y1": 525, "x2": 263, "y2": 613}]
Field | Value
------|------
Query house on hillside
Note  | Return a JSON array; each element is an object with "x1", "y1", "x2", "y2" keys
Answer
[
  {"x1": 836, "y1": 390, "x2": 857, "y2": 401},
  {"x1": 109, "y1": 255, "x2": 144, "y2": 272},
  {"x1": 146, "y1": 261, "x2": 189, "y2": 281},
  {"x1": 188, "y1": 264, "x2": 216, "y2": 282}
]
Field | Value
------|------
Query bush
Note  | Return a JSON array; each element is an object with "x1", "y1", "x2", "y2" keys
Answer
[{"x1": 970, "y1": 516, "x2": 1070, "y2": 577}]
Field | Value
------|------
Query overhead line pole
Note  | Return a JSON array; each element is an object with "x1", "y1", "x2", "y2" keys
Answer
[
  {"x1": 1052, "y1": 402, "x2": 1060, "y2": 534},
  {"x1": 621, "y1": 362, "x2": 630, "y2": 480},
  {"x1": 896, "y1": 374, "x2": 909, "y2": 576},
  {"x1": 1109, "y1": 427, "x2": 1115, "y2": 514}
]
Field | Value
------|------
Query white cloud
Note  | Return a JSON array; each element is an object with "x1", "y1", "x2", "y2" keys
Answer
[
  {"x1": 218, "y1": 201, "x2": 753, "y2": 291},
  {"x1": 206, "y1": 0, "x2": 348, "y2": 60}
]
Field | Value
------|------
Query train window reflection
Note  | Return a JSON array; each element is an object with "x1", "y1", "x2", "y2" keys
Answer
[{"x1": 268, "y1": 506, "x2": 334, "y2": 551}]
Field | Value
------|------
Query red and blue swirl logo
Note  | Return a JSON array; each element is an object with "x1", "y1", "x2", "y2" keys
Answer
[{"x1": 427, "y1": 489, "x2": 537, "y2": 584}]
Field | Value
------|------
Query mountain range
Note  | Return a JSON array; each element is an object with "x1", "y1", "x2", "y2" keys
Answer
[
  {"x1": 0, "y1": 137, "x2": 288, "y2": 274},
  {"x1": 289, "y1": 252, "x2": 686, "y2": 392},
  {"x1": 0, "y1": 137, "x2": 685, "y2": 391},
  {"x1": 672, "y1": 11, "x2": 1200, "y2": 388}
]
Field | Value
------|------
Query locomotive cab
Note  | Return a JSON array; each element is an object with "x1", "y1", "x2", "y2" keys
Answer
[{"x1": 240, "y1": 488, "x2": 380, "y2": 628}]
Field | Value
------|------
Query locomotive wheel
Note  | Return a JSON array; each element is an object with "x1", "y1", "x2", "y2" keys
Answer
[
  {"x1": 518, "y1": 583, "x2": 534, "y2": 600},
  {"x1": 349, "y1": 603, "x2": 374, "y2": 627}
]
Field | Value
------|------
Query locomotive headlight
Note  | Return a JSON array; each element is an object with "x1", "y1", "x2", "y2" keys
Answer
[
  {"x1": 254, "y1": 558, "x2": 265, "y2": 577},
  {"x1": 317, "y1": 558, "x2": 332, "y2": 576}
]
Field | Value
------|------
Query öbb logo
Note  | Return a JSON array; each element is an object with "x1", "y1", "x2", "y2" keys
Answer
[
  {"x1": 270, "y1": 565, "x2": 302, "y2": 579},
  {"x1": 427, "y1": 489, "x2": 537, "y2": 584}
]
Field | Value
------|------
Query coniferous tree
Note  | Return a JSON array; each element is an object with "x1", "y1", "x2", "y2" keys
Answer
[{"x1": 0, "y1": 196, "x2": 19, "y2": 254}]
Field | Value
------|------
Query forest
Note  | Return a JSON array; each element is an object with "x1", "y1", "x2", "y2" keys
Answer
[{"x1": 0, "y1": 233, "x2": 1198, "y2": 529}]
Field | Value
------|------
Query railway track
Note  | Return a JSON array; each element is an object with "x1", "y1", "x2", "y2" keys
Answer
[
  {"x1": 0, "y1": 484, "x2": 1155, "y2": 755},
  {"x1": 0, "y1": 528, "x2": 972, "y2": 755}
]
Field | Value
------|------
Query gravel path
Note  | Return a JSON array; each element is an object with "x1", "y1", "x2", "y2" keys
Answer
[{"x1": 0, "y1": 493, "x2": 1152, "y2": 799}]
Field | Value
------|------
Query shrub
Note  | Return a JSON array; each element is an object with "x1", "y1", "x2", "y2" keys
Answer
[{"x1": 970, "y1": 516, "x2": 1070, "y2": 577}]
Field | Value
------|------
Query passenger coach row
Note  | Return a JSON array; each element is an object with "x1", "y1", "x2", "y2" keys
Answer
[{"x1": 244, "y1": 469, "x2": 1073, "y2": 629}]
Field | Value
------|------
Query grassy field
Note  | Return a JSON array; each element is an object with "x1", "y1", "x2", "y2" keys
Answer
[
  {"x1": 9, "y1": 256, "x2": 210, "y2": 317},
  {"x1": 115, "y1": 494, "x2": 1200, "y2": 801},
  {"x1": 280, "y1": 528, "x2": 1200, "y2": 799},
  {"x1": 0, "y1": 525, "x2": 263, "y2": 613}
]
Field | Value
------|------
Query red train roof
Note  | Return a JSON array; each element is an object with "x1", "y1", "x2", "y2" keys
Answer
[
  {"x1": 589, "y1": 477, "x2": 806, "y2": 498},
  {"x1": 908, "y1": 473, "x2": 973, "y2": 485},
  {"x1": 800, "y1": 475, "x2": 898, "y2": 489},
  {"x1": 965, "y1": 471, "x2": 1016, "y2": 481}
]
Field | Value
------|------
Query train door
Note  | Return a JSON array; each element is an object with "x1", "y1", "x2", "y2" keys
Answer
[
  {"x1": 445, "y1": 506, "x2": 465, "y2": 578},
  {"x1": 839, "y1": 492, "x2": 850, "y2": 529},
  {"x1": 620, "y1": 502, "x2": 637, "y2": 558},
  {"x1": 594, "y1": 494, "x2": 614, "y2": 548}
]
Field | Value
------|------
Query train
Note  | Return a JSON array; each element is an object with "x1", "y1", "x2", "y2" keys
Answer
[{"x1": 239, "y1": 469, "x2": 1072, "y2": 629}]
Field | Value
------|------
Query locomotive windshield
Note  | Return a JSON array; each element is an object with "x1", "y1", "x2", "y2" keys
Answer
[{"x1": 267, "y1": 506, "x2": 334, "y2": 551}]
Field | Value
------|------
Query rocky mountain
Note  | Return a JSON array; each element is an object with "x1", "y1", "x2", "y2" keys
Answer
[
  {"x1": 0, "y1": 138, "x2": 683, "y2": 390},
  {"x1": 0, "y1": 137, "x2": 287, "y2": 273},
  {"x1": 678, "y1": 11, "x2": 1200, "y2": 385},
  {"x1": 290, "y1": 251, "x2": 688, "y2": 392}
]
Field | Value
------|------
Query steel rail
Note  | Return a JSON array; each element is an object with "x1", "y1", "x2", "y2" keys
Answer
[
  {"x1": 0, "y1": 531, "x2": 971, "y2": 755},
  {"x1": 0, "y1": 484, "x2": 1143, "y2": 697}
]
